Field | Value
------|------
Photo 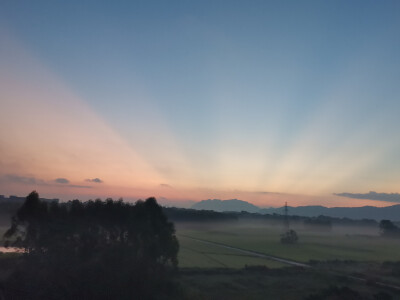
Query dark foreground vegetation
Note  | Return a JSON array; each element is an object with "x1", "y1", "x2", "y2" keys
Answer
[
  {"x1": 178, "y1": 266, "x2": 396, "y2": 300},
  {"x1": 2, "y1": 193, "x2": 400, "y2": 299},
  {"x1": 2, "y1": 191, "x2": 179, "y2": 299}
]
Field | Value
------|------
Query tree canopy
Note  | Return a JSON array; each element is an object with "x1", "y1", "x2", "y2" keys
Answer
[
  {"x1": 379, "y1": 219, "x2": 400, "y2": 238},
  {"x1": 4, "y1": 191, "x2": 179, "y2": 299}
]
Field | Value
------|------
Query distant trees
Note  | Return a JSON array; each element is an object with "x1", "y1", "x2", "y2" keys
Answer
[
  {"x1": 280, "y1": 230, "x2": 298, "y2": 244},
  {"x1": 304, "y1": 217, "x2": 332, "y2": 232},
  {"x1": 163, "y1": 207, "x2": 238, "y2": 222},
  {"x1": 379, "y1": 220, "x2": 400, "y2": 238},
  {"x1": 3, "y1": 191, "x2": 179, "y2": 299}
]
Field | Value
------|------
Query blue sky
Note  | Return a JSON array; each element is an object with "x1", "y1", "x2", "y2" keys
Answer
[{"x1": 1, "y1": 1, "x2": 400, "y2": 206}]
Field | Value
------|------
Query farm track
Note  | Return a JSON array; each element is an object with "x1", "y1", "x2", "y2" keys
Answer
[
  {"x1": 179, "y1": 234, "x2": 309, "y2": 267},
  {"x1": 178, "y1": 234, "x2": 400, "y2": 292}
]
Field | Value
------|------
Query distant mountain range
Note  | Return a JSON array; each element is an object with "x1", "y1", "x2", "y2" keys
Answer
[
  {"x1": 259, "y1": 205, "x2": 400, "y2": 221},
  {"x1": 191, "y1": 199, "x2": 260, "y2": 213},
  {"x1": 190, "y1": 199, "x2": 400, "y2": 221}
]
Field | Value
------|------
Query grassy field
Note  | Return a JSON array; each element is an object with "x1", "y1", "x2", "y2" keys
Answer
[
  {"x1": 176, "y1": 223, "x2": 400, "y2": 266},
  {"x1": 1, "y1": 221, "x2": 400, "y2": 298},
  {"x1": 177, "y1": 267, "x2": 397, "y2": 300},
  {"x1": 4, "y1": 220, "x2": 400, "y2": 266},
  {"x1": 178, "y1": 235, "x2": 286, "y2": 268},
  {"x1": 176, "y1": 223, "x2": 400, "y2": 298}
]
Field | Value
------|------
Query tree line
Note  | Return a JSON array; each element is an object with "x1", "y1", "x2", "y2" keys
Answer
[{"x1": 3, "y1": 191, "x2": 179, "y2": 300}]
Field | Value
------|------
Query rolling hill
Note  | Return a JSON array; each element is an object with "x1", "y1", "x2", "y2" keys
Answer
[{"x1": 190, "y1": 199, "x2": 400, "y2": 221}]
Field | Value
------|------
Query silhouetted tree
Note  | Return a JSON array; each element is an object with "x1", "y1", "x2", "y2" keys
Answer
[
  {"x1": 3, "y1": 191, "x2": 179, "y2": 299},
  {"x1": 163, "y1": 207, "x2": 238, "y2": 222},
  {"x1": 280, "y1": 229, "x2": 298, "y2": 244},
  {"x1": 379, "y1": 220, "x2": 400, "y2": 238}
]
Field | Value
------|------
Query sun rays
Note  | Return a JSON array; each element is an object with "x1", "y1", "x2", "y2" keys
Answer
[
  {"x1": 1, "y1": 22, "x2": 399, "y2": 207},
  {"x1": 0, "y1": 34, "x2": 166, "y2": 198}
]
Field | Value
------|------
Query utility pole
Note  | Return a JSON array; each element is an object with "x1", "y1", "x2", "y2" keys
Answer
[{"x1": 284, "y1": 201, "x2": 289, "y2": 230}]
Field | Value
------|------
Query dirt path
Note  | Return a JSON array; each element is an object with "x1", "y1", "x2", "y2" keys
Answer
[{"x1": 178, "y1": 234, "x2": 309, "y2": 267}]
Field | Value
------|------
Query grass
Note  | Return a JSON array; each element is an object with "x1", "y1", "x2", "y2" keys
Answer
[
  {"x1": 177, "y1": 267, "x2": 397, "y2": 300},
  {"x1": 176, "y1": 224, "x2": 400, "y2": 266},
  {"x1": 1, "y1": 220, "x2": 399, "y2": 299},
  {"x1": 178, "y1": 235, "x2": 285, "y2": 268},
  {"x1": 176, "y1": 224, "x2": 400, "y2": 298}
]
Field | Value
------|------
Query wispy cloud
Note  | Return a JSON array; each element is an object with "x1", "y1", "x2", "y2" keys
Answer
[
  {"x1": 253, "y1": 191, "x2": 285, "y2": 195},
  {"x1": 67, "y1": 184, "x2": 92, "y2": 189},
  {"x1": 3, "y1": 174, "x2": 91, "y2": 189},
  {"x1": 54, "y1": 178, "x2": 70, "y2": 184},
  {"x1": 85, "y1": 178, "x2": 103, "y2": 183},
  {"x1": 160, "y1": 183, "x2": 172, "y2": 188},
  {"x1": 334, "y1": 191, "x2": 400, "y2": 203},
  {"x1": 4, "y1": 174, "x2": 45, "y2": 185}
]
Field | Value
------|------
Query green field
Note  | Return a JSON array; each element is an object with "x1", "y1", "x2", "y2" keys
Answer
[
  {"x1": 175, "y1": 223, "x2": 400, "y2": 298},
  {"x1": 2, "y1": 221, "x2": 400, "y2": 298},
  {"x1": 176, "y1": 223, "x2": 400, "y2": 267},
  {"x1": 177, "y1": 267, "x2": 393, "y2": 300},
  {"x1": 178, "y1": 235, "x2": 286, "y2": 268}
]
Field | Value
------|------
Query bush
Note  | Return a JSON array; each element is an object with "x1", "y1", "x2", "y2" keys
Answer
[
  {"x1": 379, "y1": 220, "x2": 400, "y2": 238},
  {"x1": 280, "y1": 230, "x2": 298, "y2": 244}
]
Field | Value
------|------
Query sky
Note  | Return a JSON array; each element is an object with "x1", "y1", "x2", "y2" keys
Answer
[{"x1": 1, "y1": 1, "x2": 400, "y2": 208}]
